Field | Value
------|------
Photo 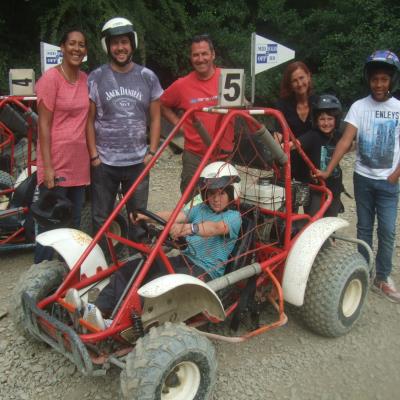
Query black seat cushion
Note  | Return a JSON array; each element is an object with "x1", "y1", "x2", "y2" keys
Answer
[
  {"x1": 10, "y1": 171, "x2": 37, "y2": 208},
  {"x1": 224, "y1": 204, "x2": 258, "y2": 275}
]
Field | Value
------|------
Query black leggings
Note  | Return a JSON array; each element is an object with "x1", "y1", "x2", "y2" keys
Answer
[{"x1": 95, "y1": 254, "x2": 211, "y2": 316}]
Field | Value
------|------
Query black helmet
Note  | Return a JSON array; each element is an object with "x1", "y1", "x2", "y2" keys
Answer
[
  {"x1": 31, "y1": 190, "x2": 73, "y2": 229},
  {"x1": 312, "y1": 94, "x2": 342, "y2": 129},
  {"x1": 101, "y1": 17, "x2": 138, "y2": 54},
  {"x1": 364, "y1": 50, "x2": 400, "y2": 92}
]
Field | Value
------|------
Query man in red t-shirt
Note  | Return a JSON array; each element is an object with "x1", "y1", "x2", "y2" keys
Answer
[{"x1": 161, "y1": 34, "x2": 234, "y2": 193}]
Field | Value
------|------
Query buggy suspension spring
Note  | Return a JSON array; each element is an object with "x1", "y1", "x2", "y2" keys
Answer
[{"x1": 131, "y1": 310, "x2": 144, "y2": 338}]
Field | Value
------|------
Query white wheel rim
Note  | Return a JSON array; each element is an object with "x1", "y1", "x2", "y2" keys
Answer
[
  {"x1": 342, "y1": 278, "x2": 362, "y2": 317},
  {"x1": 0, "y1": 195, "x2": 9, "y2": 210},
  {"x1": 161, "y1": 361, "x2": 201, "y2": 400}
]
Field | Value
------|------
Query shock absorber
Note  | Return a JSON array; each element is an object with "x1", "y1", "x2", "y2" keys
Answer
[{"x1": 131, "y1": 310, "x2": 144, "y2": 338}]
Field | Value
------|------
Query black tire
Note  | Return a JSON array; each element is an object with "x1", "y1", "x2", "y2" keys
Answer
[
  {"x1": 0, "y1": 170, "x2": 14, "y2": 187},
  {"x1": 0, "y1": 170, "x2": 14, "y2": 208},
  {"x1": 79, "y1": 202, "x2": 94, "y2": 235},
  {"x1": 299, "y1": 243, "x2": 369, "y2": 337},
  {"x1": 80, "y1": 202, "x2": 128, "y2": 255},
  {"x1": 120, "y1": 322, "x2": 217, "y2": 400},
  {"x1": 9, "y1": 260, "x2": 67, "y2": 339}
]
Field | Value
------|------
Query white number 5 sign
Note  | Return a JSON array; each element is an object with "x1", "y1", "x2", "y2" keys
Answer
[{"x1": 218, "y1": 69, "x2": 245, "y2": 107}]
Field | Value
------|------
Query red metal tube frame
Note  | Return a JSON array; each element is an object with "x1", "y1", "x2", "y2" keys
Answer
[{"x1": 36, "y1": 105, "x2": 331, "y2": 343}]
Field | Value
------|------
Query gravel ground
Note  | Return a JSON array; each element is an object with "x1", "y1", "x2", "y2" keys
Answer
[{"x1": 1, "y1": 149, "x2": 400, "y2": 400}]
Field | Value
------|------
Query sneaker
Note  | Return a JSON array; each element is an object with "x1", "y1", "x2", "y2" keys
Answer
[
  {"x1": 83, "y1": 303, "x2": 106, "y2": 330},
  {"x1": 104, "y1": 318, "x2": 113, "y2": 328},
  {"x1": 82, "y1": 304, "x2": 113, "y2": 330},
  {"x1": 372, "y1": 278, "x2": 400, "y2": 303},
  {"x1": 64, "y1": 288, "x2": 83, "y2": 312}
]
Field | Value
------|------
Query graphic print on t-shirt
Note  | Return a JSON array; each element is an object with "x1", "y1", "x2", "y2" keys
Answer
[
  {"x1": 105, "y1": 86, "x2": 142, "y2": 116},
  {"x1": 321, "y1": 145, "x2": 341, "y2": 178},
  {"x1": 359, "y1": 117, "x2": 397, "y2": 169},
  {"x1": 189, "y1": 95, "x2": 218, "y2": 104}
]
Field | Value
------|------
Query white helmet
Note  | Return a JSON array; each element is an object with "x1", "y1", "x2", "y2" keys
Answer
[
  {"x1": 199, "y1": 162, "x2": 241, "y2": 201},
  {"x1": 101, "y1": 17, "x2": 138, "y2": 54}
]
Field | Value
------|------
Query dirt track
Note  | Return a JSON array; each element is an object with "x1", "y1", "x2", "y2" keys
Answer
[{"x1": 1, "y1": 149, "x2": 400, "y2": 400}]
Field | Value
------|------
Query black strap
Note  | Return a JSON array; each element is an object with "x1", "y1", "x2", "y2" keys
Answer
[
  {"x1": 229, "y1": 276, "x2": 257, "y2": 331},
  {"x1": 12, "y1": 78, "x2": 32, "y2": 87}
]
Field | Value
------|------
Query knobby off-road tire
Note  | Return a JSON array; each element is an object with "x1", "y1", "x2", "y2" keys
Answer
[
  {"x1": 299, "y1": 243, "x2": 369, "y2": 337},
  {"x1": 80, "y1": 202, "x2": 128, "y2": 255},
  {"x1": 120, "y1": 322, "x2": 217, "y2": 400},
  {"x1": 0, "y1": 170, "x2": 14, "y2": 208},
  {"x1": 0, "y1": 170, "x2": 14, "y2": 188},
  {"x1": 9, "y1": 260, "x2": 67, "y2": 339}
]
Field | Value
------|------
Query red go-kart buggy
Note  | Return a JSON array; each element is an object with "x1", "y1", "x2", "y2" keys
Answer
[
  {"x1": 0, "y1": 95, "x2": 38, "y2": 252},
  {"x1": 11, "y1": 105, "x2": 373, "y2": 399}
]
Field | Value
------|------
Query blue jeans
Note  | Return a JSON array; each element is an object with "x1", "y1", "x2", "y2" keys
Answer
[
  {"x1": 34, "y1": 185, "x2": 86, "y2": 264},
  {"x1": 353, "y1": 172, "x2": 399, "y2": 281}
]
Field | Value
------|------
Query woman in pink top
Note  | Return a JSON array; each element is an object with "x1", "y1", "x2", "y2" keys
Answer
[{"x1": 34, "y1": 28, "x2": 90, "y2": 263}]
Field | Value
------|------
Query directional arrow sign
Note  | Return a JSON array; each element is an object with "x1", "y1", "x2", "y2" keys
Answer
[
  {"x1": 250, "y1": 33, "x2": 295, "y2": 103},
  {"x1": 253, "y1": 34, "x2": 295, "y2": 75}
]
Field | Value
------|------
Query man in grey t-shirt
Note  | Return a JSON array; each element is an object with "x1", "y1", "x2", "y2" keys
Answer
[{"x1": 87, "y1": 17, "x2": 163, "y2": 249}]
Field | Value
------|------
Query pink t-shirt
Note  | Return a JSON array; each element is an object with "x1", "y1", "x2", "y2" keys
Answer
[
  {"x1": 160, "y1": 68, "x2": 234, "y2": 156},
  {"x1": 36, "y1": 67, "x2": 90, "y2": 186}
]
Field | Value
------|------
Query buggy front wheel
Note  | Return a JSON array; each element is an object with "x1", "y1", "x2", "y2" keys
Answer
[
  {"x1": 120, "y1": 322, "x2": 217, "y2": 400},
  {"x1": 9, "y1": 260, "x2": 67, "y2": 339}
]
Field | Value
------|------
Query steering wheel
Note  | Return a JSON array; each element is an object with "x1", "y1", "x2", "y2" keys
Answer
[{"x1": 135, "y1": 208, "x2": 188, "y2": 250}]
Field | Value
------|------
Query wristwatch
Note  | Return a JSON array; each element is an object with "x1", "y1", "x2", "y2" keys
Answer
[{"x1": 191, "y1": 223, "x2": 199, "y2": 235}]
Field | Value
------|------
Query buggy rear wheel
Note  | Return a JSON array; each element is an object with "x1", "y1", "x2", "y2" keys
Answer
[
  {"x1": 9, "y1": 260, "x2": 67, "y2": 339},
  {"x1": 299, "y1": 243, "x2": 369, "y2": 337},
  {"x1": 0, "y1": 170, "x2": 14, "y2": 210},
  {"x1": 120, "y1": 322, "x2": 217, "y2": 400},
  {"x1": 0, "y1": 170, "x2": 14, "y2": 188}
]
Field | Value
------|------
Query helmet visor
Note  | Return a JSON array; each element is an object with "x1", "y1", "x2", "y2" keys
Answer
[{"x1": 199, "y1": 175, "x2": 240, "y2": 191}]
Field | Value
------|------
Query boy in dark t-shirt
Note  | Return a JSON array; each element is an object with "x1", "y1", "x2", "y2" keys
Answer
[{"x1": 296, "y1": 94, "x2": 344, "y2": 216}]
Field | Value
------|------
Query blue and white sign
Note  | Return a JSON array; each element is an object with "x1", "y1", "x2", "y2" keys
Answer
[
  {"x1": 256, "y1": 43, "x2": 277, "y2": 64},
  {"x1": 40, "y1": 42, "x2": 63, "y2": 73},
  {"x1": 250, "y1": 33, "x2": 295, "y2": 103},
  {"x1": 253, "y1": 34, "x2": 295, "y2": 75},
  {"x1": 40, "y1": 42, "x2": 87, "y2": 74}
]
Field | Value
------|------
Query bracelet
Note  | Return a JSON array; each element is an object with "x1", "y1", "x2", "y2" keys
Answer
[
  {"x1": 191, "y1": 223, "x2": 199, "y2": 235},
  {"x1": 90, "y1": 155, "x2": 99, "y2": 161},
  {"x1": 147, "y1": 150, "x2": 156, "y2": 156}
]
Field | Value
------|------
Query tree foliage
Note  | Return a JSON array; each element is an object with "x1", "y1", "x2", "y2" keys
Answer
[{"x1": 1, "y1": 0, "x2": 399, "y2": 107}]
